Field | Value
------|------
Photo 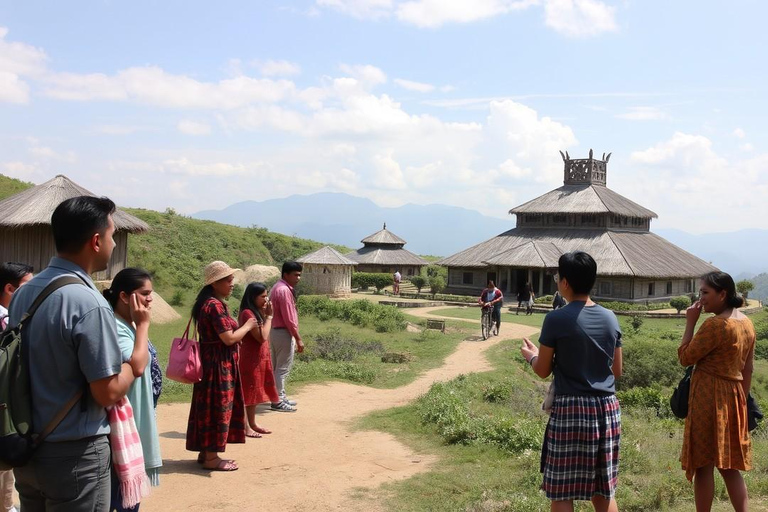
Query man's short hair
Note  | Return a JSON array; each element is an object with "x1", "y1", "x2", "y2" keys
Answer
[
  {"x1": 0, "y1": 262, "x2": 34, "y2": 290},
  {"x1": 281, "y1": 261, "x2": 303, "y2": 276},
  {"x1": 558, "y1": 251, "x2": 597, "y2": 295},
  {"x1": 51, "y1": 196, "x2": 116, "y2": 254}
]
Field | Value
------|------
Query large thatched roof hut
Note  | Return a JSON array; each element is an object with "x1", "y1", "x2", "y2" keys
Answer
[
  {"x1": 297, "y1": 246, "x2": 358, "y2": 297},
  {"x1": 345, "y1": 224, "x2": 428, "y2": 277},
  {"x1": 0, "y1": 174, "x2": 149, "y2": 280},
  {"x1": 439, "y1": 151, "x2": 718, "y2": 302}
]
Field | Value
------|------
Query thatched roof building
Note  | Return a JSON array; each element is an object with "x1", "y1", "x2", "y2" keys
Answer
[
  {"x1": 0, "y1": 174, "x2": 149, "y2": 280},
  {"x1": 297, "y1": 246, "x2": 358, "y2": 297},
  {"x1": 345, "y1": 224, "x2": 428, "y2": 276},
  {"x1": 440, "y1": 151, "x2": 718, "y2": 302}
]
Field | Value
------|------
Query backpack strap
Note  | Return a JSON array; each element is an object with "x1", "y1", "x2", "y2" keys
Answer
[
  {"x1": 31, "y1": 390, "x2": 84, "y2": 446},
  {"x1": 18, "y1": 276, "x2": 85, "y2": 326},
  {"x1": 17, "y1": 275, "x2": 87, "y2": 442}
]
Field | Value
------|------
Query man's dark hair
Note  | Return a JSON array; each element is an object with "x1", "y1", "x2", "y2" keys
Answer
[
  {"x1": 51, "y1": 196, "x2": 116, "y2": 254},
  {"x1": 281, "y1": 261, "x2": 303, "y2": 277},
  {"x1": 558, "y1": 251, "x2": 597, "y2": 295},
  {"x1": 0, "y1": 262, "x2": 34, "y2": 290}
]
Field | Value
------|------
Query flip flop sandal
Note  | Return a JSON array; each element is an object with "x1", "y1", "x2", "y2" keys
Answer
[
  {"x1": 203, "y1": 458, "x2": 238, "y2": 471},
  {"x1": 246, "y1": 430, "x2": 262, "y2": 438},
  {"x1": 253, "y1": 426, "x2": 272, "y2": 434}
]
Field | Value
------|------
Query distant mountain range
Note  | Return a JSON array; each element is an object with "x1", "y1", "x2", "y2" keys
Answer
[{"x1": 194, "y1": 193, "x2": 768, "y2": 295}]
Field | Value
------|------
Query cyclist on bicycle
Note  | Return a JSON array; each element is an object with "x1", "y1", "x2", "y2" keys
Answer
[{"x1": 478, "y1": 280, "x2": 503, "y2": 336}]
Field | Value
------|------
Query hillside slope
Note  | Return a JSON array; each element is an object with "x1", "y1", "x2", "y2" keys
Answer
[{"x1": 0, "y1": 174, "x2": 350, "y2": 294}]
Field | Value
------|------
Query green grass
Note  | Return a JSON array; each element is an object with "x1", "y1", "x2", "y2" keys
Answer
[
  {"x1": 355, "y1": 311, "x2": 768, "y2": 511},
  {"x1": 427, "y1": 306, "x2": 548, "y2": 329},
  {"x1": 0, "y1": 174, "x2": 33, "y2": 200},
  {"x1": 149, "y1": 305, "x2": 471, "y2": 404}
]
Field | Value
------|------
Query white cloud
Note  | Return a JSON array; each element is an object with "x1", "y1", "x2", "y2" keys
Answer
[
  {"x1": 394, "y1": 78, "x2": 435, "y2": 92},
  {"x1": 95, "y1": 124, "x2": 153, "y2": 135},
  {"x1": 396, "y1": 0, "x2": 536, "y2": 28},
  {"x1": 627, "y1": 133, "x2": 768, "y2": 232},
  {"x1": 161, "y1": 157, "x2": 263, "y2": 177},
  {"x1": 259, "y1": 59, "x2": 302, "y2": 77},
  {"x1": 372, "y1": 152, "x2": 407, "y2": 189},
  {"x1": 44, "y1": 67, "x2": 297, "y2": 109},
  {"x1": 615, "y1": 106, "x2": 669, "y2": 121},
  {"x1": 733, "y1": 128, "x2": 746, "y2": 138},
  {"x1": 740, "y1": 143, "x2": 754, "y2": 152},
  {"x1": 543, "y1": 0, "x2": 618, "y2": 37},
  {"x1": 316, "y1": 0, "x2": 393, "y2": 19},
  {"x1": 338, "y1": 63, "x2": 387, "y2": 87},
  {"x1": 1, "y1": 161, "x2": 38, "y2": 179},
  {"x1": 177, "y1": 120, "x2": 212, "y2": 135},
  {"x1": 0, "y1": 27, "x2": 48, "y2": 103}
]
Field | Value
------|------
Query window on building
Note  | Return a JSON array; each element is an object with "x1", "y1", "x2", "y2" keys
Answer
[
  {"x1": 462, "y1": 272, "x2": 473, "y2": 285},
  {"x1": 648, "y1": 282, "x2": 655, "y2": 296},
  {"x1": 598, "y1": 281, "x2": 612, "y2": 296},
  {"x1": 685, "y1": 279, "x2": 693, "y2": 293},
  {"x1": 666, "y1": 281, "x2": 672, "y2": 295},
  {"x1": 407, "y1": 268, "x2": 414, "y2": 276}
]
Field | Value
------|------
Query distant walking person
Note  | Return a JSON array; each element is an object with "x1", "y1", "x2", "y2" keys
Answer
[
  {"x1": 552, "y1": 290, "x2": 566, "y2": 310},
  {"x1": 393, "y1": 270, "x2": 401, "y2": 295},
  {"x1": 9, "y1": 196, "x2": 144, "y2": 511},
  {"x1": 186, "y1": 261, "x2": 257, "y2": 472},
  {"x1": 270, "y1": 262, "x2": 304, "y2": 411},
  {"x1": 526, "y1": 282, "x2": 536, "y2": 315},
  {"x1": 520, "y1": 251, "x2": 623, "y2": 512},
  {"x1": 0, "y1": 262, "x2": 33, "y2": 512},
  {"x1": 679, "y1": 272, "x2": 755, "y2": 512},
  {"x1": 478, "y1": 280, "x2": 503, "y2": 336}
]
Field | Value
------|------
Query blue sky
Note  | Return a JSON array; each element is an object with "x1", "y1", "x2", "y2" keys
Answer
[{"x1": 0, "y1": 0, "x2": 766, "y2": 233}]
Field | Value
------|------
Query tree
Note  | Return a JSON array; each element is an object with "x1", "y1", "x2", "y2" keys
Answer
[
  {"x1": 736, "y1": 280, "x2": 755, "y2": 304},
  {"x1": 429, "y1": 276, "x2": 445, "y2": 298},
  {"x1": 410, "y1": 275, "x2": 426, "y2": 295},
  {"x1": 669, "y1": 295, "x2": 692, "y2": 314}
]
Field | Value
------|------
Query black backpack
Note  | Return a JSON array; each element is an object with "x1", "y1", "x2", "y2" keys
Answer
[{"x1": 0, "y1": 276, "x2": 84, "y2": 469}]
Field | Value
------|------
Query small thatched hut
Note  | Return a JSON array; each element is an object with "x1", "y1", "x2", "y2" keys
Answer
[
  {"x1": 440, "y1": 151, "x2": 718, "y2": 302},
  {"x1": 0, "y1": 174, "x2": 149, "y2": 280},
  {"x1": 297, "y1": 246, "x2": 358, "y2": 297},
  {"x1": 345, "y1": 224, "x2": 427, "y2": 277}
]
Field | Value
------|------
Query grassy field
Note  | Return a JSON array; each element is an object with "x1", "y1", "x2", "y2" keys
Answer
[
  {"x1": 148, "y1": 303, "x2": 472, "y2": 404},
  {"x1": 354, "y1": 309, "x2": 768, "y2": 511}
]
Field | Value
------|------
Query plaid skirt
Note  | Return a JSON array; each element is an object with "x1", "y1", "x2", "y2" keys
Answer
[{"x1": 540, "y1": 394, "x2": 621, "y2": 501}]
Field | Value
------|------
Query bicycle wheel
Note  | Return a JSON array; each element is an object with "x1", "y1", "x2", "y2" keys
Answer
[{"x1": 481, "y1": 310, "x2": 491, "y2": 340}]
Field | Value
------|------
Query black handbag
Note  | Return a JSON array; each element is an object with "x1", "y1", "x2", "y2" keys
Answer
[
  {"x1": 670, "y1": 366, "x2": 694, "y2": 419},
  {"x1": 747, "y1": 393, "x2": 763, "y2": 432}
]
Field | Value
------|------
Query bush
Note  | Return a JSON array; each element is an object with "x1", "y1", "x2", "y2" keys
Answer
[
  {"x1": 170, "y1": 289, "x2": 184, "y2": 306},
  {"x1": 597, "y1": 301, "x2": 671, "y2": 312},
  {"x1": 231, "y1": 283, "x2": 244, "y2": 301},
  {"x1": 617, "y1": 386, "x2": 669, "y2": 417},
  {"x1": 297, "y1": 295, "x2": 407, "y2": 332},
  {"x1": 429, "y1": 276, "x2": 446, "y2": 298},
  {"x1": 630, "y1": 314, "x2": 644, "y2": 332},
  {"x1": 410, "y1": 275, "x2": 426, "y2": 294},
  {"x1": 669, "y1": 295, "x2": 691, "y2": 314},
  {"x1": 619, "y1": 339, "x2": 681, "y2": 389},
  {"x1": 310, "y1": 328, "x2": 385, "y2": 362},
  {"x1": 423, "y1": 264, "x2": 447, "y2": 279},
  {"x1": 534, "y1": 295, "x2": 554, "y2": 304},
  {"x1": 352, "y1": 272, "x2": 392, "y2": 293}
]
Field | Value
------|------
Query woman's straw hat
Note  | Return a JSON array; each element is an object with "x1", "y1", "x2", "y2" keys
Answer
[{"x1": 204, "y1": 261, "x2": 241, "y2": 286}]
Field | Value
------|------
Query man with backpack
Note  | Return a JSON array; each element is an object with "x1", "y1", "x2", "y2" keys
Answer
[
  {"x1": 0, "y1": 262, "x2": 33, "y2": 512},
  {"x1": 8, "y1": 196, "x2": 141, "y2": 511}
]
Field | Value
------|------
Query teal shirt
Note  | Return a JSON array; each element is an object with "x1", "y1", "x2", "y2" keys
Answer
[{"x1": 115, "y1": 317, "x2": 163, "y2": 483}]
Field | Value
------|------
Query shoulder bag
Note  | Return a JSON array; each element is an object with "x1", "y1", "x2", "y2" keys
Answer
[{"x1": 165, "y1": 317, "x2": 202, "y2": 384}]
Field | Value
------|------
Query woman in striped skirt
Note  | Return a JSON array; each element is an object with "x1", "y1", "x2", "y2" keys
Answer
[{"x1": 521, "y1": 251, "x2": 623, "y2": 512}]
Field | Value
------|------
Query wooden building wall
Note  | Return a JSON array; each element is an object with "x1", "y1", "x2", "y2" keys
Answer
[
  {"x1": 0, "y1": 226, "x2": 129, "y2": 280},
  {"x1": 302, "y1": 263, "x2": 354, "y2": 297}
]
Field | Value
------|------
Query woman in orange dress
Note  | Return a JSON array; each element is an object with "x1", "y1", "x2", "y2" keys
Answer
[{"x1": 679, "y1": 271, "x2": 755, "y2": 512}]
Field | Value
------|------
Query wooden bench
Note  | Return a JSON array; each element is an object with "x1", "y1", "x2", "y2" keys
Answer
[{"x1": 426, "y1": 319, "x2": 446, "y2": 333}]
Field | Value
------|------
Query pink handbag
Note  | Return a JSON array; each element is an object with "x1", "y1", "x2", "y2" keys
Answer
[{"x1": 165, "y1": 317, "x2": 202, "y2": 384}]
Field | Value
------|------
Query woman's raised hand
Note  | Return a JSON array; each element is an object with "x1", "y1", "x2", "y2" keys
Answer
[
  {"x1": 520, "y1": 337, "x2": 538, "y2": 362},
  {"x1": 129, "y1": 292, "x2": 151, "y2": 326},
  {"x1": 686, "y1": 300, "x2": 703, "y2": 324},
  {"x1": 264, "y1": 299, "x2": 274, "y2": 318}
]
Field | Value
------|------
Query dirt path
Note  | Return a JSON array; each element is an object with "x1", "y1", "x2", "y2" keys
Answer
[{"x1": 142, "y1": 310, "x2": 539, "y2": 511}]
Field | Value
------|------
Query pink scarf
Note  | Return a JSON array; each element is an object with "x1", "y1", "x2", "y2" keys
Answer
[{"x1": 107, "y1": 397, "x2": 151, "y2": 508}]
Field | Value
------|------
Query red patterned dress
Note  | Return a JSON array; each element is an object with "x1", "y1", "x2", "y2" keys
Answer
[
  {"x1": 239, "y1": 309, "x2": 280, "y2": 405},
  {"x1": 186, "y1": 297, "x2": 246, "y2": 453}
]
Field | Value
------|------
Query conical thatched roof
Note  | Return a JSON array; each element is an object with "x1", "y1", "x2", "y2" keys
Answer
[
  {"x1": 0, "y1": 175, "x2": 149, "y2": 232},
  {"x1": 509, "y1": 184, "x2": 657, "y2": 219},
  {"x1": 439, "y1": 227, "x2": 717, "y2": 278},
  {"x1": 361, "y1": 224, "x2": 407, "y2": 246},
  {"x1": 346, "y1": 246, "x2": 428, "y2": 266},
  {"x1": 297, "y1": 246, "x2": 358, "y2": 266}
]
